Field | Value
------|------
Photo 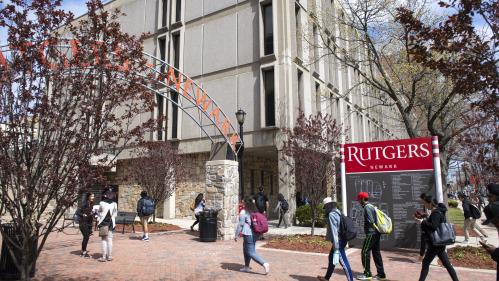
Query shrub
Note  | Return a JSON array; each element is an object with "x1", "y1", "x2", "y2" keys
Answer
[
  {"x1": 295, "y1": 204, "x2": 326, "y2": 227},
  {"x1": 448, "y1": 199, "x2": 459, "y2": 208}
]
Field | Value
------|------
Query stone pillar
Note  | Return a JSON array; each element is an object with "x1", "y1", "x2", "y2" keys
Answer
[
  {"x1": 277, "y1": 150, "x2": 296, "y2": 223},
  {"x1": 205, "y1": 160, "x2": 239, "y2": 241}
]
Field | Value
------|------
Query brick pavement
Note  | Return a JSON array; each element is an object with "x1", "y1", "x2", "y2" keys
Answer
[{"x1": 32, "y1": 227, "x2": 495, "y2": 281}]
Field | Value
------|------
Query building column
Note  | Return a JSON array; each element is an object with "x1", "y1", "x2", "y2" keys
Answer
[
  {"x1": 163, "y1": 193, "x2": 176, "y2": 219},
  {"x1": 205, "y1": 160, "x2": 239, "y2": 241},
  {"x1": 277, "y1": 149, "x2": 296, "y2": 222}
]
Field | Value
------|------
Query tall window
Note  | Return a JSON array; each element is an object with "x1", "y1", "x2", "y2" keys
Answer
[
  {"x1": 251, "y1": 170, "x2": 256, "y2": 195},
  {"x1": 161, "y1": 0, "x2": 168, "y2": 27},
  {"x1": 297, "y1": 69, "x2": 303, "y2": 111},
  {"x1": 175, "y1": 0, "x2": 182, "y2": 22},
  {"x1": 171, "y1": 33, "x2": 180, "y2": 138},
  {"x1": 262, "y1": 3, "x2": 274, "y2": 55},
  {"x1": 295, "y1": 5, "x2": 302, "y2": 57},
  {"x1": 263, "y1": 68, "x2": 275, "y2": 126},
  {"x1": 313, "y1": 24, "x2": 319, "y2": 71},
  {"x1": 315, "y1": 83, "x2": 321, "y2": 112},
  {"x1": 157, "y1": 37, "x2": 167, "y2": 140}
]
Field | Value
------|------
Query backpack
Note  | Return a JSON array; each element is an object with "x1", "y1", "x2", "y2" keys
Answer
[
  {"x1": 372, "y1": 205, "x2": 393, "y2": 234},
  {"x1": 256, "y1": 194, "x2": 266, "y2": 211},
  {"x1": 470, "y1": 204, "x2": 481, "y2": 219},
  {"x1": 338, "y1": 211, "x2": 357, "y2": 241},
  {"x1": 141, "y1": 197, "x2": 155, "y2": 216},
  {"x1": 73, "y1": 208, "x2": 82, "y2": 224},
  {"x1": 250, "y1": 212, "x2": 269, "y2": 234},
  {"x1": 280, "y1": 200, "x2": 289, "y2": 211}
]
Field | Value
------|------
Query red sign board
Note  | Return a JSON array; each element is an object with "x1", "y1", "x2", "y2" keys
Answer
[{"x1": 344, "y1": 137, "x2": 433, "y2": 174}]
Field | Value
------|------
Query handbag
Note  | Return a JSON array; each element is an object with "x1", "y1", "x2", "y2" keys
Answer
[
  {"x1": 430, "y1": 221, "x2": 456, "y2": 246},
  {"x1": 99, "y1": 225, "x2": 109, "y2": 237}
]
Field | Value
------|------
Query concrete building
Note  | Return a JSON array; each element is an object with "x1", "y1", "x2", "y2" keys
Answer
[{"x1": 90, "y1": 0, "x2": 405, "y2": 220}]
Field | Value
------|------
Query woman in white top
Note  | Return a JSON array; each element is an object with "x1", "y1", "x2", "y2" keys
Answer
[
  {"x1": 190, "y1": 193, "x2": 205, "y2": 231},
  {"x1": 97, "y1": 190, "x2": 117, "y2": 262}
]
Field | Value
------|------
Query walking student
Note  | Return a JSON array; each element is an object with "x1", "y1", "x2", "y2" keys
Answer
[
  {"x1": 356, "y1": 192, "x2": 386, "y2": 280},
  {"x1": 318, "y1": 197, "x2": 354, "y2": 281},
  {"x1": 97, "y1": 190, "x2": 118, "y2": 262},
  {"x1": 190, "y1": 193, "x2": 205, "y2": 231},
  {"x1": 78, "y1": 192, "x2": 95, "y2": 258},
  {"x1": 137, "y1": 191, "x2": 155, "y2": 241},
  {"x1": 458, "y1": 192, "x2": 487, "y2": 244},
  {"x1": 234, "y1": 196, "x2": 270, "y2": 275},
  {"x1": 414, "y1": 193, "x2": 432, "y2": 263},
  {"x1": 417, "y1": 197, "x2": 459, "y2": 281},
  {"x1": 481, "y1": 201, "x2": 499, "y2": 280},
  {"x1": 254, "y1": 186, "x2": 269, "y2": 216},
  {"x1": 274, "y1": 193, "x2": 289, "y2": 228}
]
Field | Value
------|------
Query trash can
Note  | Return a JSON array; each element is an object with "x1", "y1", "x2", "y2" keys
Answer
[
  {"x1": 0, "y1": 223, "x2": 37, "y2": 280},
  {"x1": 199, "y1": 209, "x2": 218, "y2": 242}
]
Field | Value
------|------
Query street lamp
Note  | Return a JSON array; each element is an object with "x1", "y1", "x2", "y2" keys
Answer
[{"x1": 235, "y1": 109, "x2": 246, "y2": 201}]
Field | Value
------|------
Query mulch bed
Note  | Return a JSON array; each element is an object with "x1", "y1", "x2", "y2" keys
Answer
[
  {"x1": 114, "y1": 222, "x2": 181, "y2": 233},
  {"x1": 444, "y1": 246, "x2": 495, "y2": 270},
  {"x1": 263, "y1": 235, "x2": 330, "y2": 254}
]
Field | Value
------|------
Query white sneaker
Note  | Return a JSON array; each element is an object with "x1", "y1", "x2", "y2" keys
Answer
[
  {"x1": 239, "y1": 266, "x2": 250, "y2": 273},
  {"x1": 263, "y1": 263, "x2": 270, "y2": 274}
]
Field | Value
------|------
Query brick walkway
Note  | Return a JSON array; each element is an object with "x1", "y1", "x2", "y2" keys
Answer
[{"x1": 32, "y1": 227, "x2": 495, "y2": 281}]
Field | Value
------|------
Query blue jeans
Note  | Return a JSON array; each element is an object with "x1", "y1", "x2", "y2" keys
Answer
[
  {"x1": 325, "y1": 240, "x2": 353, "y2": 281},
  {"x1": 243, "y1": 235, "x2": 266, "y2": 267}
]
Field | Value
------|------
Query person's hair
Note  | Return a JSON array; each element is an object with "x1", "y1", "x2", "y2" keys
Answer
[
  {"x1": 140, "y1": 191, "x2": 148, "y2": 198},
  {"x1": 423, "y1": 195, "x2": 433, "y2": 204},
  {"x1": 431, "y1": 198, "x2": 439, "y2": 208},
  {"x1": 420, "y1": 193, "x2": 427, "y2": 200},
  {"x1": 85, "y1": 192, "x2": 94, "y2": 202},
  {"x1": 194, "y1": 193, "x2": 204, "y2": 207},
  {"x1": 103, "y1": 190, "x2": 114, "y2": 200},
  {"x1": 277, "y1": 193, "x2": 284, "y2": 201},
  {"x1": 457, "y1": 192, "x2": 466, "y2": 199},
  {"x1": 258, "y1": 185, "x2": 264, "y2": 192},
  {"x1": 243, "y1": 196, "x2": 258, "y2": 213},
  {"x1": 324, "y1": 201, "x2": 337, "y2": 215}
]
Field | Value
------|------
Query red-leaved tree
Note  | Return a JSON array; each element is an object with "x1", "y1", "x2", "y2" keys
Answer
[
  {"x1": 0, "y1": 1, "x2": 156, "y2": 279},
  {"x1": 131, "y1": 141, "x2": 184, "y2": 223},
  {"x1": 281, "y1": 111, "x2": 343, "y2": 235}
]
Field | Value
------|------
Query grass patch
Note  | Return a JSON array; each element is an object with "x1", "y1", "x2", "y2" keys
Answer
[
  {"x1": 446, "y1": 246, "x2": 495, "y2": 270},
  {"x1": 264, "y1": 234, "x2": 330, "y2": 254},
  {"x1": 447, "y1": 207, "x2": 464, "y2": 227}
]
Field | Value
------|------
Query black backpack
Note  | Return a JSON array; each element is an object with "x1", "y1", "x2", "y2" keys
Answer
[
  {"x1": 141, "y1": 197, "x2": 155, "y2": 216},
  {"x1": 281, "y1": 200, "x2": 289, "y2": 211},
  {"x1": 256, "y1": 194, "x2": 266, "y2": 211},
  {"x1": 338, "y1": 211, "x2": 357, "y2": 241},
  {"x1": 470, "y1": 204, "x2": 481, "y2": 219}
]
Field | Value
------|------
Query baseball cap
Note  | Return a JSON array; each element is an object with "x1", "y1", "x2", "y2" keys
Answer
[
  {"x1": 323, "y1": 197, "x2": 333, "y2": 205},
  {"x1": 487, "y1": 183, "x2": 499, "y2": 196},
  {"x1": 356, "y1": 192, "x2": 369, "y2": 201},
  {"x1": 482, "y1": 202, "x2": 499, "y2": 225}
]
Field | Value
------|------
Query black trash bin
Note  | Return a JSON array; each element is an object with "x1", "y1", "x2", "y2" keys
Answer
[
  {"x1": 0, "y1": 223, "x2": 37, "y2": 280},
  {"x1": 199, "y1": 209, "x2": 218, "y2": 242}
]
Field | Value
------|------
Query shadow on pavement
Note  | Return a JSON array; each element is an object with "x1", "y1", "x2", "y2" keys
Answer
[
  {"x1": 289, "y1": 274, "x2": 319, "y2": 281},
  {"x1": 220, "y1": 262, "x2": 265, "y2": 275},
  {"x1": 388, "y1": 256, "x2": 416, "y2": 263},
  {"x1": 36, "y1": 275, "x2": 96, "y2": 281}
]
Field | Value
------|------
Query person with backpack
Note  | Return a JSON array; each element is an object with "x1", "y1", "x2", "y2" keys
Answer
[
  {"x1": 77, "y1": 192, "x2": 95, "y2": 258},
  {"x1": 254, "y1": 186, "x2": 269, "y2": 215},
  {"x1": 356, "y1": 192, "x2": 386, "y2": 281},
  {"x1": 137, "y1": 191, "x2": 155, "y2": 241},
  {"x1": 417, "y1": 197, "x2": 459, "y2": 281},
  {"x1": 414, "y1": 193, "x2": 432, "y2": 263},
  {"x1": 234, "y1": 196, "x2": 270, "y2": 275},
  {"x1": 317, "y1": 197, "x2": 354, "y2": 281},
  {"x1": 97, "y1": 190, "x2": 118, "y2": 262},
  {"x1": 190, "y1": 193, "x2": 205, "y2": 231},
  {"x1": 274, "y1": 193, "x2": 289, "y2": 228},
  {"x1": 480, "y1": 201, "x2": 499, "y2": 281},
  {"x1": 458, "y1": 192, "x2": 487, "y2": 244}
]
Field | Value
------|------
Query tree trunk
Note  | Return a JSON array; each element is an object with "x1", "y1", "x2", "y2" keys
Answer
[
  {"x1": 310, "y1": 207, "x2": 316, "y2": 236},
  {"x1": 19, "y1": 234, "x2": 37, "y2": 281}
]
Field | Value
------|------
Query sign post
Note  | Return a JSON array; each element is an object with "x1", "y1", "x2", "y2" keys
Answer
[{"x1": 341, "y1": 137, "x2": 438, "y2": 249}]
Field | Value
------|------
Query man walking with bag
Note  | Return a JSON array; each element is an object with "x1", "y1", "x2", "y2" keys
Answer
[
  {"x1": 458, "y1": 192, "x2": 487, "y2": 244},
  {"x1": 137, "y1": 191, "x2": 155, "y2": 241},
  {"x1": 356, "y1": 192, "x2": 386, "y2": 281}
]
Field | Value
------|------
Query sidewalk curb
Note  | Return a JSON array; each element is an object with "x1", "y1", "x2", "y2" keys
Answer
[
  {"x1": 256, "y1": 242, "x2": 359, "y2": 257},
  {"x1": 430, "y1": 264, "x2": 496, "y2": 274}
]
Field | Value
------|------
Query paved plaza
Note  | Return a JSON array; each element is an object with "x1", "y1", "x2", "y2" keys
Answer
[{"x1": 31, "y1": 226, "x2": 495, "y2": 281}]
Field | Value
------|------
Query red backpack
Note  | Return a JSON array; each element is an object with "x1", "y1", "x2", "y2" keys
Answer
[{"x1": 250, "y1": 212, "x2": 269, "y2": 234}]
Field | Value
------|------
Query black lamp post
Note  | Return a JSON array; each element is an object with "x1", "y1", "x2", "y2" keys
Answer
[{"x1": 235, "y1": 109, "x2": 246, "y2": 201}]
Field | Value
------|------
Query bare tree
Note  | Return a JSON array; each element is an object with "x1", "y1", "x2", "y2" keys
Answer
[
  {"x1": 281, "y1": 111, "x2": 343, "y2": 235},
  {"x1": 304, "y1": 0, "x2": 490, "y2": 185},
  {"x1": 130, "y1": 141, "x2": 183, "y2": 223},
  {"x1": 0, "y1": 1, "x2": 155, "y2": 279}
]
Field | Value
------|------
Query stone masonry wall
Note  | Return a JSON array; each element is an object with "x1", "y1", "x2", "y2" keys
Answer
[{"x1": 205, "y1": 160, "x2": 239, "y2": 240}]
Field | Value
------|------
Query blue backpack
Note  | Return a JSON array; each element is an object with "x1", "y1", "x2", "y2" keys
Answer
[{"x1": 141, "y1": 197, "x2": 155, "y2": 216}]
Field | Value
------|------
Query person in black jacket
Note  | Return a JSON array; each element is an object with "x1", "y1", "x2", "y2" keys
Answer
[
  {"x1": 417, "y1": 197, "x2": 459, "y2": 281},
  {"x1": 458, "y1": 192, "x2": 487, "y2": 244},
  {"x1": 78, "y1": 192, "x2": 95, "y2": 258},
  {"x1": 481, "y1": 201, "x2": 499, "y2": 281}
]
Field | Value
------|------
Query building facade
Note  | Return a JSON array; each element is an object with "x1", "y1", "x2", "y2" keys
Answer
[{"x1": 95, "y1": 0, "x2": 405, "y2": 220}]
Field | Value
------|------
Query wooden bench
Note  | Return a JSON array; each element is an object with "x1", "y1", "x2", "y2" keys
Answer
[{"x1": 115, "y1": 211, "x2": 137, "y2": 234}]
